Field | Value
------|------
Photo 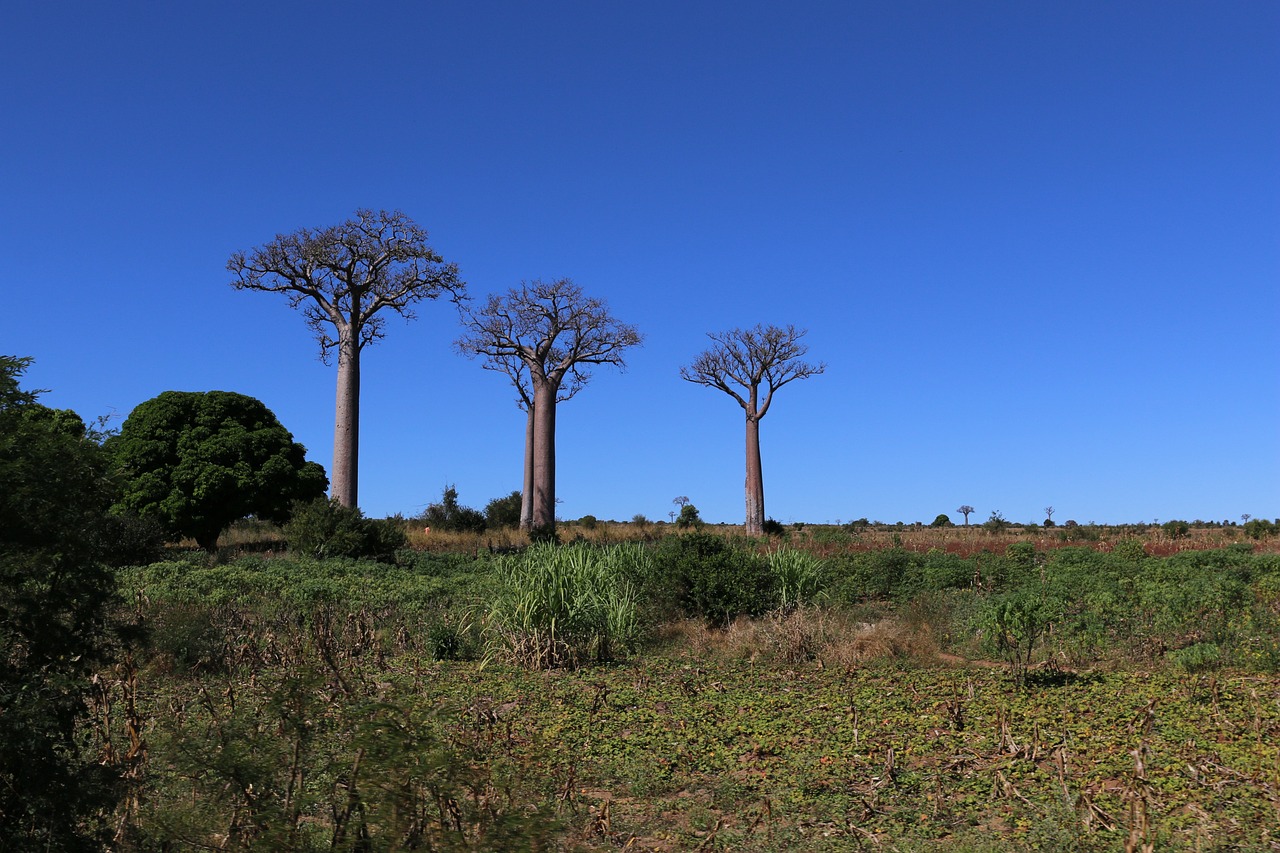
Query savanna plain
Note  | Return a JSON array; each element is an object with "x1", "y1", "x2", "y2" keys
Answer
[{"x1": 89, "y1": 519, "x2": 1280, "y2": 851}]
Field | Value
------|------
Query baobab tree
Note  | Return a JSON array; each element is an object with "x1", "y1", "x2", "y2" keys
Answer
[
  {"x1": 228, "y1": 209, "x2": 464, "y2": 507},
  {"x1": 480, "y1": 352, "x2": 587, "y2": 529},
  {"x1": 456, "y1": 278, "x2": 642, "y2": 532},
  {"x1": 957, "y1": 505, "x2": 975, "y2": 526},
  {"x1": 680, "y1": 324, "x2": 824, "y2": 536}
]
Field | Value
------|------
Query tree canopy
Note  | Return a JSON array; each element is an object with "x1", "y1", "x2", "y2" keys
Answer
[
  {"x1": 681, "y1": 324, "x2": 824, "y2": 535},
  {"x1": 108, "y1": 390, "x2": 327, "y2": 551},
  {"x1": 0, "y1": 356, "x2": 122, "y2": 848},
  {"x1": 456, "y1": 278, "x2": 642, "y2": 532},
  {"x1": 228, "y1": 209, "x2": 464, "y2": 507}
]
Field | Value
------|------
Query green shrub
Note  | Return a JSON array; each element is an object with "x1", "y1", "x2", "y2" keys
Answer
[
  {"x1": 578, "y1": 514, "x2": 598, "y2": 530},
  {"x1": 761, "y1": 517, "x2": 785, "y2": 537},
  {"x1": 484, "y1": 490, "x2": 523, "y2": 528},
  {"x1": 420, "y1": 485, "x2": 486, "y2": 533},
  {"x1": 1244, "y1": 518, "x2": 1276, "y2": 539},
  {"x1": 930, "y1": 513, "x2": 953, "y2": 528},
  {"x1": 653, "y1": 533, "x2": 775, "y2": 626},
  {"x1": 284, "y1": 498, "x2": 406, "y2": 562},
  {"x1": 1162, "y1": 519, "x2": 1191, "y2": 539},
  {"x1": 1169, "y1": 642, "x2": 1222, "y2": 673}
]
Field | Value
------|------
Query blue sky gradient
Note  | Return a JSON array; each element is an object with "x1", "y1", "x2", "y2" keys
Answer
[{"x1": 3, "y1": 2, "x2": 1276, "y2": 525}]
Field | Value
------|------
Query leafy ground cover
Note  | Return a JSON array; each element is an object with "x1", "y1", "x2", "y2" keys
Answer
[{"x1": 91, "y1": 537, "x2": 1280, "y2": 850}]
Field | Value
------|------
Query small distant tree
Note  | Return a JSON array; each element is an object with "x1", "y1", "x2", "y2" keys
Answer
[
  {"x1": 957, "y1": 505, "x2": 975, "y2": 526},
  {"x1": 681, "y1": 324, "x2": 824, "y2": 536},
  {"x1": 983, "y1": 510, "x2": 1008, "y2": 534},
  {"x1": 1044, "y1": 506, "x2": 1055, "y2": 524},
  {"x1": 676, "y1": 503, "x2": 703, "y2": 529},
  {"x1": 229, "y1": 209, "x2": 464, "y2": 507},
  {"x1": 108, "y1": 391, "x2": 328, "y2": 551},
  {"x1": 931, "y1": 513, "x2": 953, "y2": 528}
]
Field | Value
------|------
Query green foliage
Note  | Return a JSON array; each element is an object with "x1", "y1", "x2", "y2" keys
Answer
[
  {"x1": 484, "y1": 490, "x2": 523, "y2": 528},
  {"x1": 420, "y1": 485, "x2": 487, "y2": 533},
  {"x1": 1243, "y1": 518, "x2": 1277, "y2": 539},
  {"x1": 1162, "y1": 519, "x2": 1191, "y2": 539},
  {"x1": 131, "y1": 667, "x2": 560, "y2": 850},
  {"x1": 0, "y1": 356, "x2": 122, "y2": 848},
  {"x1": 652, "y1": 533, "x2": 776, "y2": 626},
  {"x1": 675, "y1": 503, "x2": 703, "y2": 529},
  {"x1": 486, "y1": 543, "x2": 644, "y2": 667},
  {"x1": 982, "y1": 510, "x2": 1008, "y2": 533},
  {"x1": 930, "y1": 513, "x2": 953, "y2": 527},
  {"x1": 767, "y1": 548, "x2": 826, "y2": 608},
  {"x1": 284, "y1": 498, "x2": 407, "y2": 562},
  {"x1": 761, "y1": 517, "x2": 785, "y2": 537},
  {"x1": 577, "y1": 514, "x2": 598, "y2": 529},
  {"x1": 108, "y1": 390, "x2": 327, "y2": 551},
  {"x1": 980, "y1": 585, "x2": 1065, "y2": 682}
]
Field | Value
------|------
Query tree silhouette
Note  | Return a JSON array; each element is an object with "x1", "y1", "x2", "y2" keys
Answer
[
  {"x1": 957, "y1": 505, "x2": 975, "y2": 526},
  {"x1": 456, "y1": 279, "x2": 641, "y2": 532},
  {"x1": 229, "y1": 209, "x2": 464, "y2": 507},
  {"x1": 681, "y1": 324, "x2": 824, "y2": 536}
]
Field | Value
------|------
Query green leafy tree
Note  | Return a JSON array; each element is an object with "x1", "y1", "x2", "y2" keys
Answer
[
  {"x1": 485, "y1": 490, "x2": 524, "y2": 529},
  {"x1": 109, "y1": 390, "x2": 327, "y2": 551},
  {"x1": 0, "y1": 356, "x2": 122, "y2": 848},
  {"x1": 675, "y1": 503, "x2": 703, "y2": 529},
  {"x1": 931, "y1": 513, "x2": 953, "y2": 528}
]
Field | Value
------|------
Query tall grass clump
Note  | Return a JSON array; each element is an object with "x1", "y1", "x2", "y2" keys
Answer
[
  {"x1": 767, "y1": 548, "x2": 826, "y2": 608},
  {"x1": 486, "y1": 543, "x2": 644, "y2": 668}
]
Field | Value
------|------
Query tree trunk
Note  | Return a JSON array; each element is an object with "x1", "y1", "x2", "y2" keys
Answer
[
  {"x1": 531, "y1": 380, "x2": 557, "y2": 531},
  {"x1": 332, "y1": 331, "x2": 360, "y2": 508},
  {"x1": 744, "y1": 415, "x2": 764, "y2": 536},
  {"x1": 520, "y1": 404, "x2": 535, "y2": 530}
]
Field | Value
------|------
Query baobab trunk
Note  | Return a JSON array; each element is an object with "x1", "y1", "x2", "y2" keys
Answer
[
  {"x1": 745, "y1": 415, "x2": 764, "y2": 536},
  {"x1": 521, "y1": 405, "x2": 535, "y2": 530},
  {"x1": 332, "y1": 333, "x2": 360, "y2": 507},
  {"x1": 531, "y1": 381, "x2": 558, "y2": 530}
]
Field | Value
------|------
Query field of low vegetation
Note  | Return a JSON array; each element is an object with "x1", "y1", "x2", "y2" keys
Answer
[{"x1": 78, "y1": 519, "x2": 1280, "y2": 851}]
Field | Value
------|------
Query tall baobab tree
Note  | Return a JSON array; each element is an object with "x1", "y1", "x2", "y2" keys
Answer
[
  {"x1": 957, "y1": 505, "x2": 975, "y2": 526},
  {"x1": 681, "y1": 324, "x2": 824, "y2": 536},
  {"x1": 482, "y1": 352, "x2": 587, "y2": 529},
  {"x1": 456, "y1": 278, "x2": 642, "y2": 532},
  {"x1": 228, "y1": 209, "x2": 464, "y2": 507}
]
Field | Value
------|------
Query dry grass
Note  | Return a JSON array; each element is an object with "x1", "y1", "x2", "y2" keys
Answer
[{"x1": 654, "y1": 607, "x2": 938, "y2": 669}]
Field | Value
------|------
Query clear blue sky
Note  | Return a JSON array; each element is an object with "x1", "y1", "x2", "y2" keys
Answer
[{"x1": 3, "y1": 1, "x2": 1277, "y2": 525}]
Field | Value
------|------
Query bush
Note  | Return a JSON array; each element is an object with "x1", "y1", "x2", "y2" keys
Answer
[
  {"x1": 578, "y1": 514, "x2": 598, "y2": 530},
  {"x1": 761, "y1": 517, "x2": 785, "y2": 537},
  {"x1": 284, "y1": 498, "x2": 406, "y2": 562},
  {"x1": 930, "y1": 513, "x2": 953, "y2": 528},
  {"x1": 420, "y1": 485, "x2": 487, "y2": 533},
  {"x1": 1162, "y1": 519, "x2": 1191, "y2": 539},
  {"x1": 653, "y1": 533, "x2": 776, "y2": 626},
  {"x1": 484, "y1": 490, "x2": 523, "y2": 528},
  {"x1": 1244, "y1": 518, "x2": 1277, "y2": 539}
]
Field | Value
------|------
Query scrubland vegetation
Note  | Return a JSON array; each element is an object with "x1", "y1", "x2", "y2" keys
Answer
[{"x1": 79, "y1": 520, "x2": 1280, "y2": 851}]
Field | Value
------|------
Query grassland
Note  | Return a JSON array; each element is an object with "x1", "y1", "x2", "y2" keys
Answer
[{"x1": 97, "y1": 522, "x2": 1280, "y2": 850}]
